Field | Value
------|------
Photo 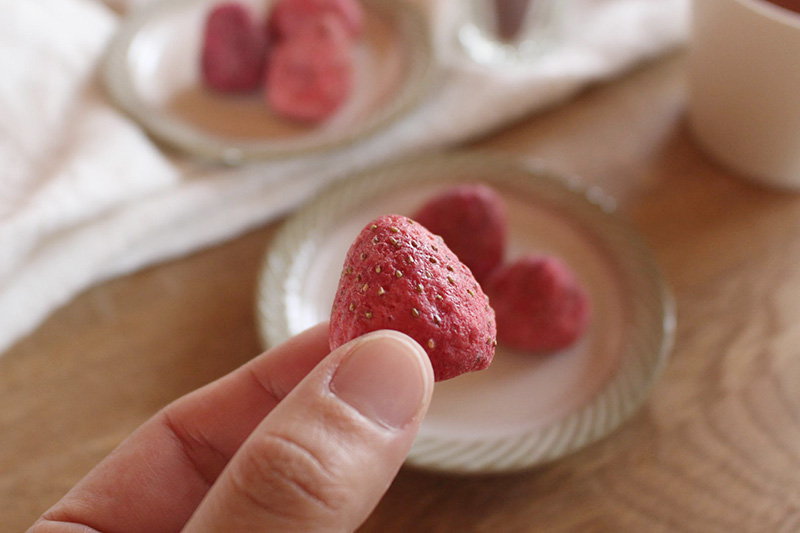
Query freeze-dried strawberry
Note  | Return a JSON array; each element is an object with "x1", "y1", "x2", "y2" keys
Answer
[
  {"x1": 413, "y1": 184, "x2": 507, "y2": 284},
  {"x1": 201, "y1": 2, "x2": 267, "y2": 92},
  {"x1": 330, "y1": 215, "x2": 497, "y2": 381},
  {"x1": 486, "y1": 254, "x2": 590, "y2": 352},
  {"x1": 265, "y1": 15, "x2": 353, "y2": 122},
  {"x1": 268, "y1": 0, "x2": 364, "y2": 43}
]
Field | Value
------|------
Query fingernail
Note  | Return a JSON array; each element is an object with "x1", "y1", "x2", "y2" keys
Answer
[{"x1": 331, "y1": 332, "x2": 431, "y2": 429}]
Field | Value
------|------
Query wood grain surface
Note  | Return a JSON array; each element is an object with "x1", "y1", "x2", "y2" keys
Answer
[{"x1": 4, "y1": 53, "x2": 800, "y2": 532}]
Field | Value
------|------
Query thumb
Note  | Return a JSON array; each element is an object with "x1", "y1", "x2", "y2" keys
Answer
[{"x1": 184, "y1": 330, "x2": 434, "y2": 533}]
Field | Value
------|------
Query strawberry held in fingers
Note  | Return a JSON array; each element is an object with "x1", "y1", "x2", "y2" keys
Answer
[{"x1": 330, "y1": 215, "x2": 497, "y2": 382}]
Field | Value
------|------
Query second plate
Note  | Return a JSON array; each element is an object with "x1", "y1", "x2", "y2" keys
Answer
[{"x1": 104, "y1": 0, "x2": 434, "y2": 163}]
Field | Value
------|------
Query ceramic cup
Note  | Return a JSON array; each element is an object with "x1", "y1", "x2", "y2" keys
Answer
[{"x1": 689, "y1": 0, "x2": 800, "y2": 189}]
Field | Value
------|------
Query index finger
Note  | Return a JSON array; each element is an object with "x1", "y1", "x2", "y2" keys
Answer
[{"x1": 33, "y1": 321, "x2": 331, "y2": 533}]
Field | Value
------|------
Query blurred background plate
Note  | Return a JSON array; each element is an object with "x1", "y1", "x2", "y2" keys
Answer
[
  {"x1": 256, "y1": 151, "x2": 675, "y2": 473},
  {"x1": 104, "y1": 0, "x2": 434, "y2": 164}
]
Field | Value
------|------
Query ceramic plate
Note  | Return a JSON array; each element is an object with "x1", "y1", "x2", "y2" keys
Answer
[
  {"x1": 256, "y1": 152, "x2": 675, "y2": 474},
  {"x1": 103, "y1": 0, "x2": 434, "y2": 164}
]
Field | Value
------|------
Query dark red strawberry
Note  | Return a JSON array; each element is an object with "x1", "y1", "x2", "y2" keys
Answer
[
  {"x1": 486, "y1": 254, "x2": 590, "y2": 352},
  {"x1": 413, "y1": 184, "x2": 507, "y2": 284},
  {"x1": 330, "y1": 215, "x2": 497, "y2": 381},
  {"x1": 201, "y1": 2, "x2": 268, "y2": 93},
  {"x1": 265, "y1": 15, "x2": 353, "y2": 122},
  {"x1": 268, "y1": 0, "x2": 364, "y2": 43}
]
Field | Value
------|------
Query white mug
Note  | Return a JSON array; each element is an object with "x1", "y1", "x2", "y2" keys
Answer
[{"x1": 689, "y1": 0, "x2": 800, "y2": 189}]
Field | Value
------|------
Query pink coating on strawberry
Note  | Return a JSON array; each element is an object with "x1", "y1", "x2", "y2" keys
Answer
[
  {"x1": 413, "y1": 184, "x2": 507, "y2": 284},
  {"x1": 268, "y1": 0, "x2": 364, "y2": 43},
  {"x1": 265, "y1": 15, "x2": 353, "y2": 123},
  {"x1": 330, "y1": 215, "x2": 497, "y2": 381},
  {"x1": 486, "y1": 254, "x2": 590, "y2": 352},
  {"x1": 201, "y1": 2, "x2": 268, "y2": 93}
]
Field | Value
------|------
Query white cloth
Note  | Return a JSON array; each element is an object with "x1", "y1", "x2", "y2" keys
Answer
[{"x1": 0, "y1": 0, "x2": 689, "y2": 355}]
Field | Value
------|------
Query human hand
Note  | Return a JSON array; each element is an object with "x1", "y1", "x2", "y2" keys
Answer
[{"x1": 30, "y1": 323, "x2": 433, "y2": 532}]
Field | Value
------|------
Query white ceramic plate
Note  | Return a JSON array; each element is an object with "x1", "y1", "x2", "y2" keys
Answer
[
  {"x1": 103, "y1": 0, "x2": 434, "y2": 164},
  {"x1": 256, "y1": 152, "x2": 675, "y2": 474}
]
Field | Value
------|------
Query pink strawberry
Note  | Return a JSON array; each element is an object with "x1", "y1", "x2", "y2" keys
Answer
[
  {"x1": 330, "y1": 215, "x2": 497, "y2": 381},
  {"x1": 265, "y1": 15, "x2": 353, "y2": 123},
  {"x1": 486, "y1": 254, "x2": 590, "y2": 352},
  {"x1": 201, "y1": 2, "x2": 268, "y2": 93},
  {"x1": 268, "y1": 0, "x2": 364, "y2": 43},
  {"x1": 413, "y1": 184, "x2": 507, "y2": 284}
]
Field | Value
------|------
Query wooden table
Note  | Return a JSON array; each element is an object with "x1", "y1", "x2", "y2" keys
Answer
[{"x1": 4, "y1": 53, "x2": 800, "y2": 532}]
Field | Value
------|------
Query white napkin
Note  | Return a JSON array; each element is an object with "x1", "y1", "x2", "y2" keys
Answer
[{"x1": 0, "y1": 0, "x2": 689, "y2": 355}]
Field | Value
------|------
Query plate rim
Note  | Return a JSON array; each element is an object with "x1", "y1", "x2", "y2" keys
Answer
[
  {"x1": 102, "y1": 0, "x2": 436, "y2": 164},
  {"x1": 255, "y1": 150, "x2": 676, "y2": 474}
]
